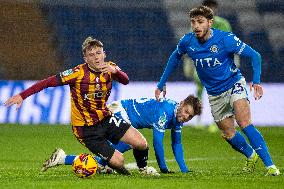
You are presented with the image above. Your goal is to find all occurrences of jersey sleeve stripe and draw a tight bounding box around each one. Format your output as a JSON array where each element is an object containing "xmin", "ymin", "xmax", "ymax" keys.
[{"xmin": 237, "ymin": 43, "xmax": 246, "ymax": 55}]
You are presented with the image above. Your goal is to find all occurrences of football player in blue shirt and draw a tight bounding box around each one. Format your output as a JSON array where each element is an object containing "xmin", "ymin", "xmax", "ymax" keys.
[
  {"xmin": 154, "ymin": 6, "xmax": 279, "ymax": 176},
  {"xmin": 42, "ymin": 95, "xmax": 202, "ymax": 174}
]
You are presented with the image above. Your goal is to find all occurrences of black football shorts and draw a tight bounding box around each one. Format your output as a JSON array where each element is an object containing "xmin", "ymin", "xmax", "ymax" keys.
[{"xmin": 72, "ymin": 115, "xmax": 130, "ymax": 161}]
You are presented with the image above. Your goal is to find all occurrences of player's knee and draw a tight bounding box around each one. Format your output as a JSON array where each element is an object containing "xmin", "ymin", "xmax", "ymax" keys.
[
  {"xmin": 109, "ymin": 150, "xmax": 125, "ymax": 168},
  {"xmin": 236, "ymin": 119, "xmax": 251, "ymax": 128},
  {"xmin": 220, "ymin": 128, "xmax": 236, "ymax": 140},
  {"xmin": 133, "ymin": 137, "xmax": 148, "ymax": 150}
]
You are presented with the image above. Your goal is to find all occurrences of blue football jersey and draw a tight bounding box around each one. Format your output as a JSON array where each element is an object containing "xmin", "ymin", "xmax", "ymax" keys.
[
  {"xmin": 120, "ymin": 98, "xmax": 182, "ymax": 131},
  {"xmin": 111, "ymin": 98, "xmax": 189, "ymax": 173},
  {"xmin": 177, "ymin": 29, "xmax": 245, "ymax": 95}
]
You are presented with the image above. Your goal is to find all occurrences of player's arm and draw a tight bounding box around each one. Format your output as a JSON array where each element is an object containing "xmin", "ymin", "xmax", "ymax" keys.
[
  {"xmin": 152, "ymin": 128, "xmax": 169, "ymax": 173},
  {"xmin": 4, "ymin": 75, "xmax": 61, "ymax": 110},
  {"xmin": 155, "ymin": 37, "xmax": 187, "ymax": 100},
  {"xmin": 241, "ymin": 46, "xmax": 263, "ymax": 100},
  {"xmin": 4, "ymin": 67, "xmax": 79, "ymax": 109},
  {"xmin": 112, "ymin": 68, "xmax": 129, "ymax": 85},
  {"xmin": 171, "ymin": 129, "xmax": 189, "ymax": 173},
  {"xmin": 224, "ymin": 34, "xmax": 263, "ymax": 100},
  {"xmin": 103, "ymin": 62, "xmax": 129, "ymax": 85}
]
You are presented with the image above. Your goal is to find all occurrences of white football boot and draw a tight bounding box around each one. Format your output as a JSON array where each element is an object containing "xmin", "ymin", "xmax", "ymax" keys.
[
  {"xmin": 41, "ymin": 148, "xmax": 66, "ymax": 172},
  {"xmin": 139, "ymin": 166, "xmax": 160, "ymax": 176}
]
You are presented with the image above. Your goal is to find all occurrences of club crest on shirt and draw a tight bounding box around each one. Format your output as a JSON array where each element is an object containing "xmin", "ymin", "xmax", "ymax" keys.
[
  {"xmin": 158, "ymin": 114, "xmax": 167, "ymax": 128},
  {"xmin": 61, "ymin": 69, "xmax": 73, "ymax": 77},
  {"xmin": 210, "ymin": 45, "xmax": 219, "ymax": 53},
  {"xmin": 95, "ymin": 84, "xmax": 101, "ymax": 90}
]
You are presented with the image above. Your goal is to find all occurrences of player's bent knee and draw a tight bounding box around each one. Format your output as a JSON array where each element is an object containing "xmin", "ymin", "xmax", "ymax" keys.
[
  {"xmin": 133, "ymin": 137, "xmax": 148, "ymax": 150},
  {"xmin": 236, "ymin": 120, "xmax": 251, "ymax": 128},
  {"xmin": 109, "ymin": 150, "xmax": 124, "ymax": 168},
  {"xmin": 220, "ymin": 128, "xmax": 236, "ymax": 140}
]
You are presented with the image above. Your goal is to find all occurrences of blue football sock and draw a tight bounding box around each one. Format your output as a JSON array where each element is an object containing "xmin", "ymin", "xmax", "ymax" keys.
[
  {"xmin": 94, "ymin": 156, "xmax": 107, "ymax": 166},
  {"xmin": 242, "ymin": 124, "xmax": 273, "ymax": 167},
  {"xmin": 227, "ymin": 131, "xmax": 254, "ymax": 158},
  {"xmin": 65, "ymin": 155, "xmax": 76, "ymax": 165}
]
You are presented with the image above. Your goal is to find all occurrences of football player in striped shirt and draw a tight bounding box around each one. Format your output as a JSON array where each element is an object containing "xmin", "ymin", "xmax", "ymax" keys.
[{"xmin": 4, "ymin": 36, "xmax": 153, "ymax": 175}]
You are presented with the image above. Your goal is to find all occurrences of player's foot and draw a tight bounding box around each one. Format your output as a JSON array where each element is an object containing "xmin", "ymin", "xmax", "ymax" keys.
[
  {"xmin": 265, "ymin": 166, "xmax": 280, "ymax": 176},
  {"xmin": 41, "ymin": 148, "xmax": 66, "ymax": 172},
  {"xmin": 97, "ymin": 164, "xmax": 115, "ymax": 174},
  {"xmin": 139, "ymin": 166, "xmax": 160, "ymax": 176},
  {"xmin": 243, "ymin": 151, "xmax": 258, "ymax": 173}
]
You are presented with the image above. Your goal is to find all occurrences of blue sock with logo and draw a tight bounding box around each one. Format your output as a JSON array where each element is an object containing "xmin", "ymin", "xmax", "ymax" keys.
[
  {"xmin": 242, "ymin": 124, "xmax": 273, "ymax": 167},
  {"xmin": 227, "ymin": 131, "xmax": 254, "ymax": 158}
]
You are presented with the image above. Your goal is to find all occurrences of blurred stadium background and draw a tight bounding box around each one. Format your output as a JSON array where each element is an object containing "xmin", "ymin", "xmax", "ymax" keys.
[{"xmin": 0, "ymin": 0, "xmax": 284, "ymax": 125}]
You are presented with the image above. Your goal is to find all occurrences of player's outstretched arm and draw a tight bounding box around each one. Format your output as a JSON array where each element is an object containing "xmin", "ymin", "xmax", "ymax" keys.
[
  {"xmin": 4, "ymin": 75, "xmax": 60, "ymax": 110},
  {"xmin": 156, "ymin": 50, "xmax": 182, "ymax": 100},
  {"xmin": 171, "ymin": 130, "xmax": 189, "ymax": 173}
]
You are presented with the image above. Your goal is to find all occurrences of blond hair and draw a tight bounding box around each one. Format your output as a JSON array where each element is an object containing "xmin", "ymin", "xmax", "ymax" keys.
[{"xmin": 82, "ymin": 36, "xmax": 103, "ymax": 55}]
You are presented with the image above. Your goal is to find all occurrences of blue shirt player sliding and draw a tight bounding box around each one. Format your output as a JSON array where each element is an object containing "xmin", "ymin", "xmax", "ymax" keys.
[
  {"xmin": 42, "ymin": 95, "xmax": 202, "ymax": 174},
  {"xmin": 155, "ymin": 6, "xmax": 279, "ymax": 176}
]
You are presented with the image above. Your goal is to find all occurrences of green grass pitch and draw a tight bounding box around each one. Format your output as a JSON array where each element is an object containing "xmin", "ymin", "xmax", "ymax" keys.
[{"xmin": 0, "ymin": 124, "xmax": 283, "ymax": 189}]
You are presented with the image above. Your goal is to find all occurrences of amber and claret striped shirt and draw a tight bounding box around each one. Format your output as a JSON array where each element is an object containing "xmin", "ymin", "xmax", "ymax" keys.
[{"xmin": 20, "ymin": 61, "xmax": 129, "ymax": 126}]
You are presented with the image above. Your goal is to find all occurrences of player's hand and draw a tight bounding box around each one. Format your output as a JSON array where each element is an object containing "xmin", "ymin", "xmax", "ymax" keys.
[
  {"xmin": 249, "ymin": 82, "xmax": 263, "ymax": 100},
  {"xmin": 155, "ymin": 88, "xmax": 161, "ymax": 101},
  {"xmin": 155, "ymin": 86, "xmax": 166, "ymax": 101},
  {"xmin": 99, "ymin": 63, "xmax": 117, "ymax": 74},
  {"xmin": 4, "ymin": 94, "xmax": 23, "ymax": 110}
]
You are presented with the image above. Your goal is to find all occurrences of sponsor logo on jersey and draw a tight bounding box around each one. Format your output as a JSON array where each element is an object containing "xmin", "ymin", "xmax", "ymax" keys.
[
  {"xmin": 61, "ymin": 69, "xmax": 73, "ymax": 77},
  {"xmin": 194, "ymin": 58, "xmax": 222, "ymax": 68},
  {"xmin": 84, "ymin": 90, "xmax": 111, "ymax": 100}
]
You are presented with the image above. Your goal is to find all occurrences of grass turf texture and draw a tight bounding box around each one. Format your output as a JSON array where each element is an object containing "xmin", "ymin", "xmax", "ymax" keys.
[{"xmin": 0, "ymin": 124, "xmax": 283, "ymax": 189}]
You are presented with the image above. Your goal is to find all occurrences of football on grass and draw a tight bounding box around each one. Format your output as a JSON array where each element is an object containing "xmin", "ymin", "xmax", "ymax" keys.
[{"xmin": 72, "ymin": 153, "xmax": 98, "ymax": 178}]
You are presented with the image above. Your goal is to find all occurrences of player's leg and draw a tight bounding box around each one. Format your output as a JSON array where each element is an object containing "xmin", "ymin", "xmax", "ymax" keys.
[
  {"xmin": 95, "ymin": 141, "xmax": 132, "ymax": 167},
  {"xmin": 119, "ymin": 126, "xmax": 160, "ymax": 176},
  {"xmin": 72, "ymin": 123, "xmax": 130, "ymax": 175},
  {"xmin": 209, "ymin": 89, "xmax": 255, "ymax": 162},
  {"xmin": 103, "ymin": 114, "xmax": 155, "ymax": 175},
  {"xmin": 42, "ymin": 148, "xmax": 115, "ymax": 174},
  {"xmin": 234, "ymin": 98, "xmax": 280, "ymax": 176},
  {"xmin": 216, "ymin": 117, "xmax": 254, "ymax": 159},
  {"xmin": 41, "ymin": 148, "xmax": 66, "ymax": 171},
  {"xmin": 120, "ymin": 126, "xmax": 148, "ymax": 168}
]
